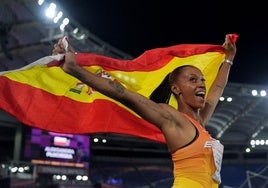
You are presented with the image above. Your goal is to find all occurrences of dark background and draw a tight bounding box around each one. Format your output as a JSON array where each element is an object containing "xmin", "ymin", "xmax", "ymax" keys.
[{"xmin": 57, "ymin": 0, "xmax": 268, "ymax": 85}]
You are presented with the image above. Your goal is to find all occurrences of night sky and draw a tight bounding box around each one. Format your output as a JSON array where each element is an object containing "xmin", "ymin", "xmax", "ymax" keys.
[{"xmin": 57, "ymin": 0, "xmax": 268, "ymax": 85}]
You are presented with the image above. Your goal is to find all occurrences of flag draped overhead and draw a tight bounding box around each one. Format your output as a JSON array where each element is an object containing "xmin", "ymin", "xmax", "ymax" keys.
[{"xmin": 0, "ymin": 44, "xmax": 225, "ymax": 143}]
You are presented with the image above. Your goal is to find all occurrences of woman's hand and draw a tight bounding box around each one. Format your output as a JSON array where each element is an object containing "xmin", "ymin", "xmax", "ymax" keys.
[
  {"xmin": 52, "ymin": 38, "xmax": 65, "ymax": 55},
  {"xmin": 51, "ymin": 38, "xmax": 75, "ymax": 55},
  {"xmin": 222, "ymin": 34, "xmax": 237, "ymax": 60},
  {"xmin": 61, "ymin": 52, "xmax": 78, "ymax": 75}
]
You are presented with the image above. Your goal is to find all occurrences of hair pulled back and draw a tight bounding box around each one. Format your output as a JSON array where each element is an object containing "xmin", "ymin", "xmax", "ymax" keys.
[{"xmin": 149, "ymin": 65, "xmax": 196, "ymax": 103}]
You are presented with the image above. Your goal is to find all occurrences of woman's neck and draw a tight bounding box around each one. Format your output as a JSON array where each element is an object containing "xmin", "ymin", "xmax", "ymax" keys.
[{"xmin": 178, "ymin": 106, "xmax": 200, "ymax": 123}]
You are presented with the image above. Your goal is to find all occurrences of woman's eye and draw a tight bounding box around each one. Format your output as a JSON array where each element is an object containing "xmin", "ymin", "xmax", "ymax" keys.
[{"xmin": 190, "ymin": 77, "xmax": 197, "ymax": 82}]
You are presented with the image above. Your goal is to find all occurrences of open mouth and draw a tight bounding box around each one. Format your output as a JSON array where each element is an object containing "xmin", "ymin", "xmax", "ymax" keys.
[{"xmin": 195, "ymin": 91, "xmax": 205, "ymax": 99}]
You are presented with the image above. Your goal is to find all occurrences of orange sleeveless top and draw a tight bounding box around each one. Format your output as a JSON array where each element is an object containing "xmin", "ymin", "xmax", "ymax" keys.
[{"xmin": 171, "ymin": 114, "xmax": 223, "ymax": 188}]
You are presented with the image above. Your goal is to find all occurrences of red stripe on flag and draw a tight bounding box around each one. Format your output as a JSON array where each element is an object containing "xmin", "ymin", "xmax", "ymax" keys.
[
  {"xmin": 0, "ymin": 77, "xmax": 165, "ymax": 143},
  {"xmin": 73, "ymin": 44, "xmax": 223, "ymax": 71}
]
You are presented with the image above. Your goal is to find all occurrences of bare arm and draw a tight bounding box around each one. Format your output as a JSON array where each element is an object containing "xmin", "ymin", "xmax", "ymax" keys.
[
  {"xmin": 62, "ymin": 52, "xmax": 175, "ymax": 130},
  {"xmin": 200, "ymin": 34, "xmax": 237, "ymax": 125}
]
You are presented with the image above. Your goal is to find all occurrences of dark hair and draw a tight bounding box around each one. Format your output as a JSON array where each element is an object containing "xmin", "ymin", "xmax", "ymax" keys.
[{"xmin": 149, "ymin": 65, "xmax": 196, "ymax": 103}]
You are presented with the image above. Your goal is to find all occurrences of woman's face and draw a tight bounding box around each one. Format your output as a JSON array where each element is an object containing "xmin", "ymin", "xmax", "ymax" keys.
[{"xmin": 173, "ymin": 66, "xmax": 206, "ymax": 109}]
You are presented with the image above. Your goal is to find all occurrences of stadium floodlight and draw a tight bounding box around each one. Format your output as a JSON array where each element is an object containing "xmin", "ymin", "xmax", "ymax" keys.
[
  {"xmin": 73, "ymin": 28, "xmax": 79, "ymax": 34},
  {"xmin": 53, "ymin": 11, "xmax": 63, "ymax": 23},
  {"xmin": 62, "ymin": 18, "xmax": 69, "ymax": 25},
  {"xmin": 45, "ymin": 3, "xmax": 56, "ymax": 19},
  {"xmin": 60, "ymin": 18, "xmax": 69, "ymax": 31},
  {"xmin": 260, "ymin": 90, "xmax": 266, "ymax": 97},
  {"xmin": 38, "ymin": 0, "xmax": 45, "ymax": 6},
  {"xmin": 226, "ymin": 97, "xmax": 232, "ymax": 102}
]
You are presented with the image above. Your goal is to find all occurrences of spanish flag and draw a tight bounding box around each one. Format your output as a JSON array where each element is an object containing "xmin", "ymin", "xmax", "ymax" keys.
[{"xmin": 0, "ymin": 44, "xmax": 226, "ymax": 143}]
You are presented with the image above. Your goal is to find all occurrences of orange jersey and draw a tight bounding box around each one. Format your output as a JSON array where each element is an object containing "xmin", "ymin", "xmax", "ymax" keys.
[{"xmin": 171, "ymin": 114, "xmax": 223, "ymax": 188}]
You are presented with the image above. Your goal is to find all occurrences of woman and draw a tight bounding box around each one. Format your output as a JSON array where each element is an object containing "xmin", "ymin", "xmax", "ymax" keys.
[{"xmin": 53, "ymin": 34, "xmax": 236, "ymax": 188}]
